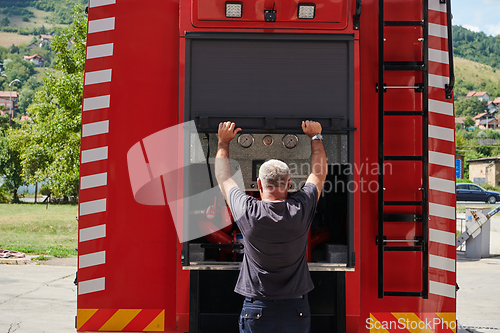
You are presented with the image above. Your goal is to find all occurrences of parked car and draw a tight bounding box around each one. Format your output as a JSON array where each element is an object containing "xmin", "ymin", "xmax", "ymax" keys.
[{"xmin": 456, "ymin": 183, "xmax": 500, "ymax": 204}]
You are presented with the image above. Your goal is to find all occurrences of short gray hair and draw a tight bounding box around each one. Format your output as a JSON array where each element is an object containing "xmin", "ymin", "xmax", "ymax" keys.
[{"xmin": 259, "ymin": 159, "xmax": 290, "ymax": 188}]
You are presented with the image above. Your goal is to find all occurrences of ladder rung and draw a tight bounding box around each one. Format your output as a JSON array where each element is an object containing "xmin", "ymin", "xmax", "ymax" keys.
[
  {"xmin": 384, "ymin": 201, "xmax": 423, "ymax": 206},
  {"xmin": 383, "ymin": 291, "xmax": 423, "ymax": 297},
  {"xmin": 383, "ymin": 214, "xmax": 423, "ymax": 222},
  {"xmin": 383, "ymin": 156, "xmax": 423, "ymax": 161},
  {"xmin": 384, "ymin": 111, "xmax": 424, "ymax": 116},
  {"xmin": 384, "ymin": 20, "xmax": 424, "ymax": 27},
  {"xmin": 383, "ymin": 246, "xmax": 423, "ymax": 252},
  {"xmin": 384, "ymin": 61, "xmax": 424, "ymax": 71}
]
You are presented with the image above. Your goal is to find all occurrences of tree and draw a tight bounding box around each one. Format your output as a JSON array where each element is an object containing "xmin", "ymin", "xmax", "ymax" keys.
[
  {"xmin": 454, "ymin": 97, "xmax": 488, "ymax": 117},
  {"xmin": 0, "ymin": 115, "xmax": 22, "ymax": 201},
  {"xmin": 8, "ymin": 44, "xmax": 18, "ymax": 54},
  {"xmin": 17, "ymin": 87, "xmax": 35, "ymax": 113},
  {"xmin": 0, "ymin": 17, "xmax": 9, "ymax": 27},
  {"xmin": 1, "ymin": 54, "xmax": 36, "ymax": 90},
  {"xmin": 464, "ymin": 116, "xmax": 475, "ymax": 128},
  {"xmin": 9, "ymin": 5, "xmax": 86, "ymax": 198}
]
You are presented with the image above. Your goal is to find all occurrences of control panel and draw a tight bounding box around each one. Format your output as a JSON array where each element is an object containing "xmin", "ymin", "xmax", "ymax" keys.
[{"xmin": 189, "ymin": 133, "xmax": 348, "ymax": 191}]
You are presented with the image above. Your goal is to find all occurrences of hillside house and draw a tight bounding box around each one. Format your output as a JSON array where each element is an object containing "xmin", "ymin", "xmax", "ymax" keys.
[
  {"xmin": 0, "ymin": 91, "xmax": 18, "ymax": 112},
  {"xmin": 487, "ymin": 101, "xmax": 498, "ymax": 113},
  {"xmin": 40, "ymin": 34, "xmax": 53, "ymax": 45},
  {"xmin": 23, "ymin": 54, "xmax": 45, "ymax": 67},
  {"xmin": 473, "ymin": 112, "xmax": 499, "ymax": 129},
  {"xmin": 468, "ymin": 156, "xmax": 500, "ymax": 186},
  {"xmin": 455, "ymin": 117, "xmax": 466, "ymax": 129},
  {"xmin": 466, "ymin": 91, "xmax": 490, "ymax": 101}
]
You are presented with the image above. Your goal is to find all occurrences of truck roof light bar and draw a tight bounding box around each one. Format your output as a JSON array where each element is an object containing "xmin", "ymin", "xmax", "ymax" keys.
[
  {"xmin": 225, "ymin": 1, "xmax": 243, "ymax": 18},
  {"xmin": 297, "ymin": 3, "xmax": 316, "ymax": 19}
]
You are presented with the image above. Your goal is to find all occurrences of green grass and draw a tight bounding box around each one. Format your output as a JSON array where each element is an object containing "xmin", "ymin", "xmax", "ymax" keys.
[
  {"xmin": 0, "ymin": 31, "xmax": 33, "ymax": 47},
  {"xmin": 34, "ymin": 67, "xmax": 58, "ymax": 82},
  {"xmin": 0, "ymin": 7, "xmax": 67, "ymax": 30},
  {"xmin": 455, "ymin": 57, "xmax": 500, "ymax": 85},
  {"xmin": 0, "ymin": 203, "xmax": 78, "ymax": 257}
]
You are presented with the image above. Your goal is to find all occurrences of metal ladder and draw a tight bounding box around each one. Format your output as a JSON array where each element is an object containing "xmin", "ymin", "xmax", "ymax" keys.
[{"xmin": 376, "ymin": 0, "xmax": 429, "ymax": 299}]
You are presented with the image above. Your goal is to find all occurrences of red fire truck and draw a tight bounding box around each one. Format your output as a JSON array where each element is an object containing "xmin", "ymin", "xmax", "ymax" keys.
[{"xmin": 76, "ymin": 0, "xmax": 456, "ymax": 331}]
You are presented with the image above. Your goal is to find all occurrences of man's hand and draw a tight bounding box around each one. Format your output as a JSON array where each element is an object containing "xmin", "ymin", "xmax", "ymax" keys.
[
  {"xmin": 302, "ymin": 120, "xmax": 326, "ymax": 200},
  {"xmin": 218, "ymin": 121, "xmax": 242, "ymax": 144},
  {"xmin": 302, "ymin": 120, "xmax": 322, "ymax": 138}
]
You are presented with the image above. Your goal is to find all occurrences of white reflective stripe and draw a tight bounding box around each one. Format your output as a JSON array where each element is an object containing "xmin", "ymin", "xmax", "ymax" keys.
[
  {"xmin": 429, "ymin": 151, "xmax": 454, "ymax": 167},
  {"xmin": 429, "ymin": 176, "xmax": 455, "ymax": 194},
  {"xmin": 78, "ymin": 277, "xmax": 105, "ymax": 295},
  {"xmin": 429, "ymin": 49, "xmax": 449, "ymax": 64},
  {"xmin": 82, "ymin": 121, "xmax": 109, "ymax": 137},
  {"xmin": 89, "ymin": 0, "xmax": 116, "ymax": 7},
  {"xmin": 429, "ymin": 228, "xmax": 456, "ymax": 246},
  {"xmin": 80, "ymin": 199, "xmax": 107, "ymax": 216},
  {"xmin": 429, "ymin": 280, "xmax": 455, "ymax": 298},
  {"xmin": 83, "ymin": 95, "xmax": 110, "ymax": 111},
  {"xmin": 429, "ymin": 74, "xmax": 450, "ymax": 89},
  {"xmin": 87, "ymin": 43, "xmax": 114, "ymax": 59},
  {"xmin": 429, "ymin": 124, "xmax": 454, "ymax": 142},
  {"xmin": 79, "ymin": 251, "xmax": 106, "ymax": 269},
  {"xmin": 429, "ymin": 99, "xmax": 453, "ymax": 116},
  {"xmin": 429, "ymin": 23, "xmax": 448, "ymax": 38},
  {"xmin": 88, "ymin": 17, "xmax": 115, "ymax": 34},
  {"xmin": 429, "ymin": 254, "xmax": 455, "ymax": 272},
  {"xmin": 429, "ymin": 202, "xmax": 455, "ymax": 220},
  {"xmin": 81, "ymin": 147, "xmax": 108, "ymax": 163},
  {"xmin": 80, "ymin": 224, "xmax": 106, "ymax": 242},
  {"xmin": 429, "ymin": 0, "xmax": 447, "ymax": 13},
  {"xmin": 80, "ymin": 172, "xmax": 107, "ymax": 190},
  {"xmin": 85, "ymin": 69, "xmax": 112, "ymax": 85}
]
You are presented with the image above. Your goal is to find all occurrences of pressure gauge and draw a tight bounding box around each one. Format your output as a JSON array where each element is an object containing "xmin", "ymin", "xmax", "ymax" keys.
[
  {"xmin": 238, "ymin": 134, "xmax": 254, "ymax": 148},
  {"xmin": 262, "ymin": 135, "xmax": 274, "ymax": 146},
  {"xmin": 282, "ymin": 134, "xmax": 298, "ymax": 149}
]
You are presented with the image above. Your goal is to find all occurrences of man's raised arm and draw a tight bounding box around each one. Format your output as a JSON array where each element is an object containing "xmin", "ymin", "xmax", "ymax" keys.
[
  {"xmin": 302, "ymin": 120, "xmax": 327, "ymax": 200},
  {"xmin": 215, "ymin": 121, "xmax": 242, "ymax": 200}
]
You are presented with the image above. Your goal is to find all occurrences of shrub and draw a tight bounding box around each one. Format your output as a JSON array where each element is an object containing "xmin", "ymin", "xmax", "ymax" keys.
[{"xmin": 0, "ymin": 184, "xmax": 9, "ymax": 203}]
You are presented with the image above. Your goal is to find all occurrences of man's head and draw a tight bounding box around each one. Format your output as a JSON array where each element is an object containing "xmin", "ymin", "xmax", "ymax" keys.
[{"xmin": 257, "ymin": 159, "xmax": 291, "ymax": 199}]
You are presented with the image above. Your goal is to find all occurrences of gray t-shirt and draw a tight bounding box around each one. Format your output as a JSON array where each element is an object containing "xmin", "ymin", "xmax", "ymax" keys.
[{"xmin": 228, "ymin": 183, "xmax": 318, "ymax": 300}]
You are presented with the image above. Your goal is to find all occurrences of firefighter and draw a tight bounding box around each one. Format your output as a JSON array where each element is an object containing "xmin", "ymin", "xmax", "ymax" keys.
[{"xmin": 215, "ymin": 120, "xmax": 327, "ymax": 333}]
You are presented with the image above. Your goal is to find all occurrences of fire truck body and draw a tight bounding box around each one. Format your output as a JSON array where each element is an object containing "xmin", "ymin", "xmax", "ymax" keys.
[{"xmin": 77, "ymin": 0, "xmax": 456, "ymax": 332}]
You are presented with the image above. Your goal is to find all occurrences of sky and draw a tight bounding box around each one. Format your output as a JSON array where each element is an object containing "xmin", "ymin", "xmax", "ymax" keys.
[{"xmin": 452, "ymin": 0, "xmax": 500, "ymax": 36}]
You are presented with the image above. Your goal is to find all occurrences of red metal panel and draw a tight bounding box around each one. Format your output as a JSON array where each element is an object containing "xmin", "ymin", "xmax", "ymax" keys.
[
  {"xmin": 358, "ymin": 0, "xmax": 455, "ymax": 329},
  {"xmin": 78, "ymin": 0, "xmax": 457, "ymax": 331},
  {"xmin": 196, "ymin": 0, "xmax": 346, "ymax": 23},
  {"xmin": 78, "ymin": 0, "xmax": 180, "ymax": 331},
  {"xmin": 192, "ymin": 0, "xmax": 349, "ymax": 30},
  {"xmin": 346, "ymin": 37, "xmax": 362, "ymax": 333}
]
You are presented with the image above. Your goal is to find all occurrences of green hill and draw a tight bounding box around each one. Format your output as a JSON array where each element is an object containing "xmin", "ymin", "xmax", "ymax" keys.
[
  {"xmin": 453, "ymin": 25, "xmax": 500, "ymax": 69},
  {"xmin": 0, "ymin": 0, "xmax": 88, "ymax": 25},
  {"xmin": 454, "ymin": 57, "xmax": 500, "ymax": 98},
  {"xmin": 0, "ymin": 0, "xmax": 87, "ymax": 37}
]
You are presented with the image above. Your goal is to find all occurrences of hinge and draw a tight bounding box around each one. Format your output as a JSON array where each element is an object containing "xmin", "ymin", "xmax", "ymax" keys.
[{"xmin": 353, "ymin": 0, "xmax": 362, "ymax": 30}]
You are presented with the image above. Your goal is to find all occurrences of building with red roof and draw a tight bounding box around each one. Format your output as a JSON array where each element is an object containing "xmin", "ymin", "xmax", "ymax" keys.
[
  {"xmin": 23, "ymin": 54, "xmax": 45, "ymax": 67},
  {"xmin": 466, "ymin": 91, "xmax": 490, "ymax": 101}
]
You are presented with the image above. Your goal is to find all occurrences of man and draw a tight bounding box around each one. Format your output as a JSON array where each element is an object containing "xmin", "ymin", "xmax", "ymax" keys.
[{"xmin": 215, "ymin": 120, "xmax": 327, "ymax": 333}]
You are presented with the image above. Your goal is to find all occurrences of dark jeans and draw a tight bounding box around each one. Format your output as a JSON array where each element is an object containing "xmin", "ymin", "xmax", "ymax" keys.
[{"xmin": 238, "ymin": 295, "xmax": 311, "ymax": 333}]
